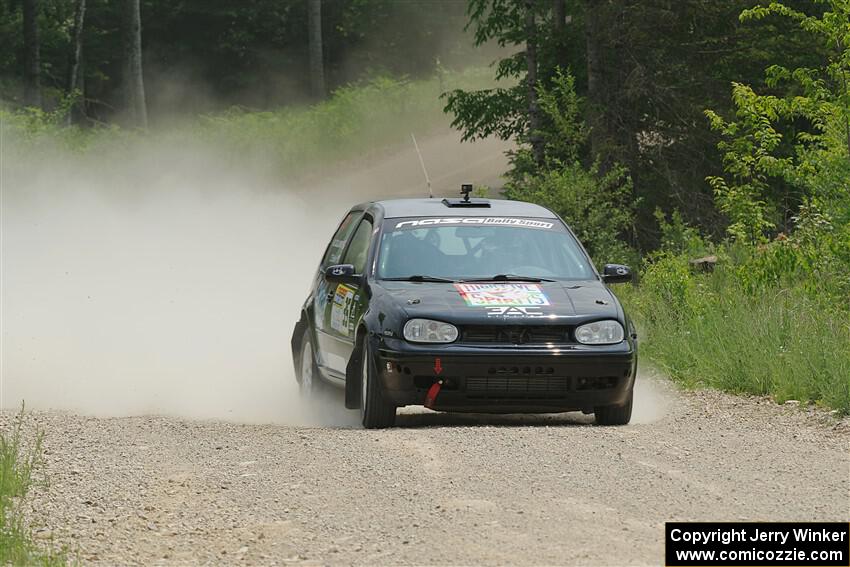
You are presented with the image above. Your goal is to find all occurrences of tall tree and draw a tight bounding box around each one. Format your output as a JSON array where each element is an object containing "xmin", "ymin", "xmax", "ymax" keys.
[
  {"xmin": 525, "ymin": 0, "xmax": 543, "ymax": 165},
  {"xmin": 582, "ymin": 0, "xmax": 607, "ymax": 171},
  {"xmin": 22, "ymin": 0, "xmax": 40, "ymax": 108},
  {"xmin": 552, "ymin": 0, "xmax": 567, "ymax": 63},
  {"xmin": 307, "ymin": 0, "xmax": 325, "ymax": 100},
  {"xmin": 122, "ymin": 0, "xmax": 147, "ymax": 127},
  {"xmin": 66, "ymin": 0, "xmax": 86, "ymax": 125}
]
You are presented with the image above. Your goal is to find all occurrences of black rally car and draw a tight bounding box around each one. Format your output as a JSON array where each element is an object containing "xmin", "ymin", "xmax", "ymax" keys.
[{"xmin": 291, "ymin": 190, "xmax": 637, "ymax": 428}]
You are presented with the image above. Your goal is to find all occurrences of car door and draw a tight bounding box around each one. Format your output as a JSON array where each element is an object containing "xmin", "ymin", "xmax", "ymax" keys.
[
  {"xmin": 313, "ymin": 210, "xmax": 363, "ymax": 375},
  {"xmin": 321, "ymin": 215, "xmax": 374, "ymax": 376}
]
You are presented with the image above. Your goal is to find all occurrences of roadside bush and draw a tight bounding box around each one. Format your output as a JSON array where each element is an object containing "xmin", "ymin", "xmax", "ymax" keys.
[
  {"xmin": 0, "ymin": 409, "xmax": 65, "ymax": 566},
  {"xmin": 620, "ymin": 197, "xmax": 850, "ymax": 415},
  {"xmin": 622, "ymin": 225, "xmax": 850, "ymax": 415},
  {"xmin": 627, "ymin": 272, "xmax": 850, "ymax": 414},
  {"xmin": 3, "ymin": 68, "xmax": 495, "ymax": 178},
  {"xmin": 505, "ymin": 163, "xmax": 639, "ymax": 266},
  {"xmin": 623, "ymin": 0, "xmax": 850, "ymax": 415}
]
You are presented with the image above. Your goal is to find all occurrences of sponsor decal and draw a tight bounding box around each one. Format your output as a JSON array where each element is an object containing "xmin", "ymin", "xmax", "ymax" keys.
[
  {"xmin": 485, "ymin": 306, "xmax": 547, "ymax": 318},
  {"xmin": 330, "ymin": 283, "xmax": 357, "ymax": 336},
  {"xmin": 394, "ymin": 217, "xmax": 554, "ymax": 230},
  {"xmin": 454, "ymin": 283, "xmax": 550, "ymax": 307}
]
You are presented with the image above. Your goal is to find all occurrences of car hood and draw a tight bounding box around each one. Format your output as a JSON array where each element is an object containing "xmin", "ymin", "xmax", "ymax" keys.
[{"xmin": 374, "ymin": 280, "xmax": 620, "ymax": 325}]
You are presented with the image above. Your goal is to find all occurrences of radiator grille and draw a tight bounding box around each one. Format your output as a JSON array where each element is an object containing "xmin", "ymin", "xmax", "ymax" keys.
[
  {"xmin": 460, "ymin": 325, "xmax": 571, "ymax": 345},
  {"xmin": 466, "ymin": 375, "xmax": 570, "ymax": 399},
  {"xmin": 465, "ymin": 375, "xmax": 619, "ymax": 399}
]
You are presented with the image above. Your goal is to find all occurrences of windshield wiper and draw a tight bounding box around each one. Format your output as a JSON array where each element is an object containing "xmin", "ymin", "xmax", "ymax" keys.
[
  {"xmin": 464, "ymin": 274, "xmax": 556, "ymax": 283},
  {"xmin": 381, "ymin": 275, "xmax": 458, "ymax": 283}
]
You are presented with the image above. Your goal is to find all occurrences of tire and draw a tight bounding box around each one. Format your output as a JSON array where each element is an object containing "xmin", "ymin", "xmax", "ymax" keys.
[
  {"xmin": 298, "ymin": 327, "xmax": 324, "ymax": 397},
  {"xmin": 594, "ymin": 387, "xmax": 633, "ymax": 426},
  {"xmin": 359, "ymin": 339, "xmax": 396, "ymax": 429}
]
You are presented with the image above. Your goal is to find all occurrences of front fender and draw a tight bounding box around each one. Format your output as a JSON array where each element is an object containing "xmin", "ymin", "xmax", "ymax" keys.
[{"xmin": 345, "ymin": 321, "xmax": 383, "ymax": 409}]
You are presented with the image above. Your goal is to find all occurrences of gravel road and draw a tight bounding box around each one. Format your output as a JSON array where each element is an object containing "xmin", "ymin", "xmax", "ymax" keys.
[{"xmin": 11, "ymin": 378, "xmax": 849, "ymax": 566}]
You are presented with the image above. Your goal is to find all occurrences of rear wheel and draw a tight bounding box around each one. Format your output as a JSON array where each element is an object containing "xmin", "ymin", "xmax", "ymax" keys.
[
  {"xmin": 594, "ymin": 388, "xmax": 633, "ymax": 426},
  {"xmin": 298, "ymin": 328, "xmax": 323, "ymax": 396},
  {"xmin": 359, "ymin": 339, "xmax": 396, "ymax": 429}
]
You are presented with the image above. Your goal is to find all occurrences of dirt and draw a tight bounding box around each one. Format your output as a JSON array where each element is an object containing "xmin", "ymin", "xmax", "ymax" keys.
[
  {"xmin": 0, "ymin": 129, "xmax": 509, "ymax": 423},
  {"xmin": 10, "ymin": 378, "xmax": 849, "ymax": 566},
  {"xmin": 4, "ymin": 127, "xmax": 848, "ymax": 566}
]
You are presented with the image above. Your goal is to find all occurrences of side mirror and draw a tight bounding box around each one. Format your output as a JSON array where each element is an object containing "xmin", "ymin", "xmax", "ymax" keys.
[
  {"xmin": 601, "ymin": 264, "xmax": 633, "ymax": 284},
  {"xmin": 325, "ymin": 264, "xmax": 359, "ymax": 284}
]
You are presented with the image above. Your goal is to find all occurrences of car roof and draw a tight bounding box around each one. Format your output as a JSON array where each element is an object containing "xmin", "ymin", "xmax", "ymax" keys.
[{"xmin": 362, "ymin": 198, "xmax": 558, "ymax": 219}]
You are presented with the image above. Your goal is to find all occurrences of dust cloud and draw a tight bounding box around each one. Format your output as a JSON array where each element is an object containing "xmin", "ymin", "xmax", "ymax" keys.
[
  {"xmin": 1, "ymin": 128, "xmax": 672, "ymax": 427},
  {"xmin": 631, "ymin": 367, "xmax": 674, "ymax": 424},
  {"xmin": 1, "ymin": 129, "xmax": 509, "ymax": 425}
]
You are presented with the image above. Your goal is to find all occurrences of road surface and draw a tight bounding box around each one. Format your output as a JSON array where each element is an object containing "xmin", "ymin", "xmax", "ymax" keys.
[{"xmin": 15, "ymin": 381, "xmax": 850, "ymax": 565}]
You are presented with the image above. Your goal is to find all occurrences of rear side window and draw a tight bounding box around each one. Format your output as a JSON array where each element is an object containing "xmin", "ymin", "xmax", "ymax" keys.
[
  {"xmin": 343, "ymin": 217, "xmax": 374, "ymax": 274},
  {"xmin": 322, "ymin": 211, "xmax": 363, "ymax": 267}
]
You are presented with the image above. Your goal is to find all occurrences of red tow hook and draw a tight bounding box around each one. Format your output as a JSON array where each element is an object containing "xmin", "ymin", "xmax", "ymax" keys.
[
  {"xmin": 425, "ymin": 357, "xmax": 444, "ymax": 409},
  {"xmin": 424, "ymin": 380, "xmax": 442, "ymax": 409}
]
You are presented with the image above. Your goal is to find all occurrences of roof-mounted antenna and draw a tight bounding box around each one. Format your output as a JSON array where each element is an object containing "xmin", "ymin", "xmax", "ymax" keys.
[{"xmin": 410, "ymin": 133, "xmax": 433, "ymax": 198}]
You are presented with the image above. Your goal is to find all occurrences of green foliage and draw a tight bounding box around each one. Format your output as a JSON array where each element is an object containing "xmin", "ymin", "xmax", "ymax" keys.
[
  {"xmin": 626, "ymin": 191, "xmax": 850, "ymax": 414},
  {"xmin": 505, "ymin": 68, "xmax": 586, "ymax": 178},
  {"xmin": 0, "ymin": 104, "xmax": 115, "ymax": 154},
  {"xmin": 0, "ymin": 0, "xmax": 477, "ymax": 119},
  {"xmin": 445, "ymin": 0, "xmax": 824, "ymax": 243},
  {"xmin": 533, "ymin": 69, "xmax": 586, "ymax": 165},
  {"xmin": 705, "ymin": 85, "xmax": 788, "ymax": 243},
  {"xmin": 625, "ymin": 271, "xmax": 850, "ymax": 414},
  {"xmin": 736, "ymin": 205, "xmax": 850, "ymax": 301},
  {"xmin": 3, "ymin": 70, "xmax": 494, "ymax": 178},
  {"xmin": 505, "ymin": 163, "xmax": 638, "ymax": 266},
  {"xmin": 653, "ymin": 209, "xmax": 708, "ymax": 258},
  {"xmin": 0, "ymin": 408, "xmax": 65, "ymax": 566},
  {"xmin": 706, "ymin": 0, "xmax": 850, "ymax": 241},
  {"xmin": 442, "ymin": 0, "xmax": 545, "ymax": 144},
  {"xmin": 623, "ymin": 240, "xmax": 850, "ymax": 415},
  {"xmin": 193, "ymin": 70, "xmax": 492, "ymax": 176},
  {"xmin": 443, "ymin": 85, "xmax": 526, "ymax": 142},
  {"xmin": 619, "ymin": 0, "xmax": 850, "ymax": 415},
  {"xmin": 502, "ymin": 67, "xmax": 639, "ymax": 266}
]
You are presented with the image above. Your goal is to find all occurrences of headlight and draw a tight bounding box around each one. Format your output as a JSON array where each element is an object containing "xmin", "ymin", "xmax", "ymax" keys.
[
  {"xmin": 575, "ymin": 320, "xmax": 624, "ymax": 345},
  {"xmin": 403, "ymin": 319, "xmax": 458, "ymax": 343}
]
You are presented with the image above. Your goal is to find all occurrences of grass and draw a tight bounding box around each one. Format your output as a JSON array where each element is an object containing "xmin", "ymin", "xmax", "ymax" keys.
[
  {"xmin": 2, "ymin": 68, "xmax": 498, "ymax": 179},
  {"xmin": 619, "ymin": 268, "xmax": 850, "ymax": 415},
  {"xmin": 0, "ymin": 408, "xmax": 65, "ymax": 566}
]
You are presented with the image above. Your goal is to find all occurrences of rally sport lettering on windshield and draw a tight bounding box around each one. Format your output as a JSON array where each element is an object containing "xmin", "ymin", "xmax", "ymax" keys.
[{"xmin": 394, "ymin": 217, "xmax": 554, "ymax": 230}]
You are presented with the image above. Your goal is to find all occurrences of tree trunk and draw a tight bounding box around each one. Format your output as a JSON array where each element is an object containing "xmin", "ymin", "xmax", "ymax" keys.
[
  {"xmin": 22, "ymin": 0, "xmax": 41, "ymax": 108},
  {"xmin": 525, "ymin": 0, "xmax": 544, "ymax": 167},
  {"xmin": 584, "ymin": 0, "xmax": 608, "ymax": 172},
  {"xmin": 122, "ymin": 0, "xmax": 147, "ymax": 128},
  {"xmin": 553, "ymin": 0, "xmax": 567, "ymax": 67},
  {"xmin": 66, "ymin": 0, "xmax": 86, "ymax": 125},
  {"xmin": 307, "ymin": 0, "xmax": 325, "ymax": 100}
]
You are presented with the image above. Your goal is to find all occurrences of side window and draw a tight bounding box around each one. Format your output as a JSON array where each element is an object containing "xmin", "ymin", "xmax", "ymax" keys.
[
  {"xmin": 343, "ymin": 218, "xmax": 374, "ymax": 274},
  {"xmin": 322, "ymin": 211, "xmax": 363, "ymax": 268}
]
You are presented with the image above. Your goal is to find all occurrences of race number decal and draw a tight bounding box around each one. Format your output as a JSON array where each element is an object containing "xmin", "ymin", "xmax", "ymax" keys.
[
  {"xmin": 330, "ymin": 284, "xmax": 356, "ymax": 336},
  {"xmin": 454, "ymin": 283, "xmax": 550, "ymax": 307}
]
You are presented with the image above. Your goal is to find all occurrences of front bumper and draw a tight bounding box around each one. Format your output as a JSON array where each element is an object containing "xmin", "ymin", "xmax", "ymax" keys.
[{"xmin": 374, "ymin": 337, "xmax": 637, "ymax": 413}]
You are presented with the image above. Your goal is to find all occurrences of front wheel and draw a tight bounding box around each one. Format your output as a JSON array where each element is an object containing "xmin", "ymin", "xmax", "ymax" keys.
[
  {"xmin": 359, "ymin": 339, "xmax": 396, "ymax": 429},
  {"xmin": 594, "ymin": 387, "xmax": 633, "ymax": 426}
]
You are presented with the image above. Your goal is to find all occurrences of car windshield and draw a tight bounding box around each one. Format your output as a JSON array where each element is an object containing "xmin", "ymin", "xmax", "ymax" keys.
[{"xmin": 377, "ymin": 217, "xmax": 595, "ymax": 281}]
